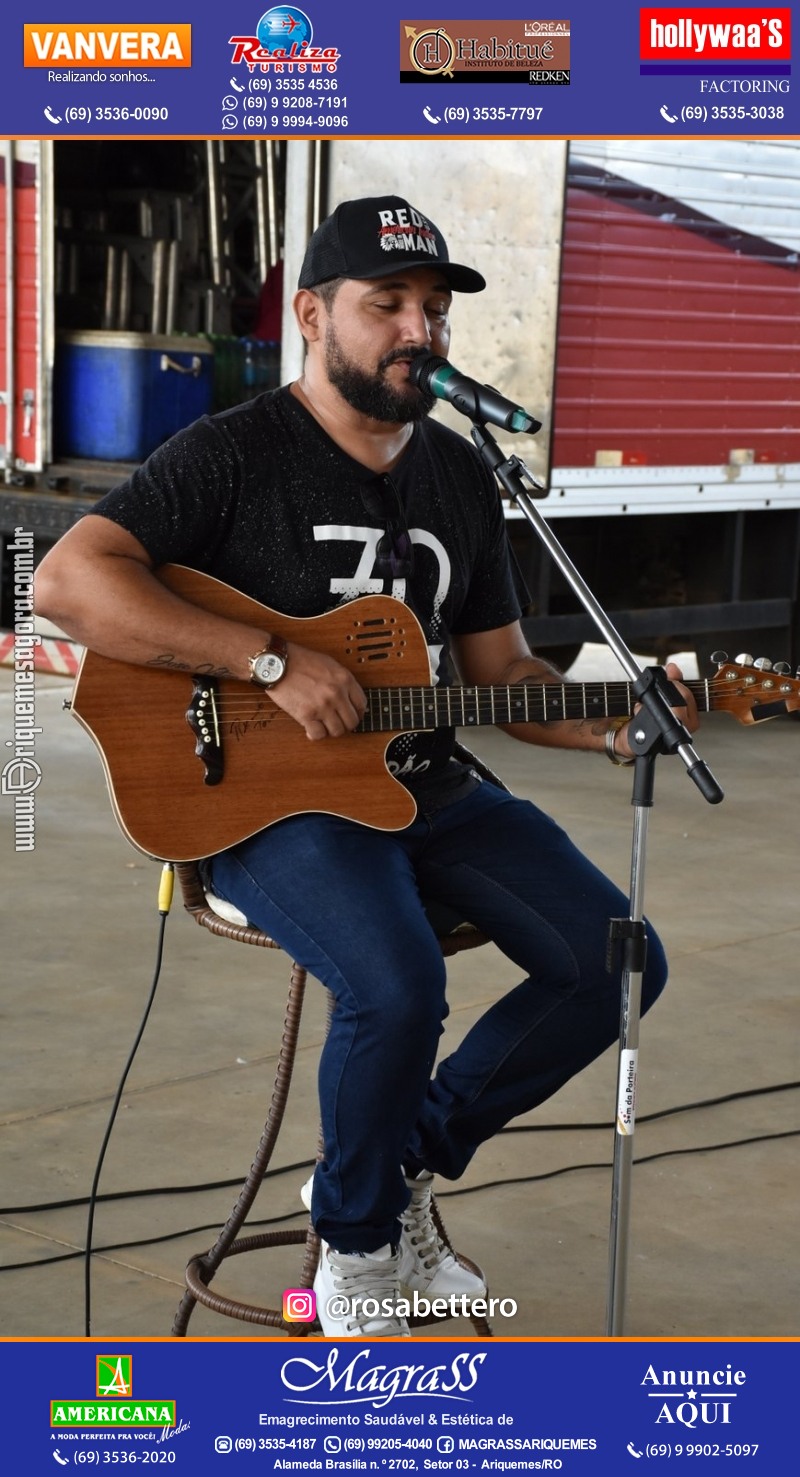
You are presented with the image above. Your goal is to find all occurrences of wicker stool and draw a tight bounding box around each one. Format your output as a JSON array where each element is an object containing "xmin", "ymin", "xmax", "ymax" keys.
[{"xmin": 170, "ymin": 858, "xmax": 493, "ymax": 1338}]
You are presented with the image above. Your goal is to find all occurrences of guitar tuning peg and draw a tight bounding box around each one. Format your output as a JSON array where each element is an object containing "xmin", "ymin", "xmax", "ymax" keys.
[
  {"xmin": 734, "ymin": 652, "xmax": 754, "ymax": 667},
  {"xmin": 772, "ymin": 662, "xmax": 791, "ymax": 676},
  {"xmin": 753, "ymin": 657, "xmax": 772, "ymax": 671},
  {"xmin": 710, "ymin": 649, "xmax": 729, "ymax": 666}
]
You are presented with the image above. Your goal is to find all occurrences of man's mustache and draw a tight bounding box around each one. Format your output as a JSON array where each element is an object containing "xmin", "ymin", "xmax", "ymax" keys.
[{"xmin": 378, "ymin": 346, "xmax": 430, "ymax": 373}]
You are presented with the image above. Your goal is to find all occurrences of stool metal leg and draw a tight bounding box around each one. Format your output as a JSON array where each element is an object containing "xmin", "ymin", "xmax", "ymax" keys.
[{"xmin": 172, "ymin": 960, "xmax": 312, "ymax": 1335}]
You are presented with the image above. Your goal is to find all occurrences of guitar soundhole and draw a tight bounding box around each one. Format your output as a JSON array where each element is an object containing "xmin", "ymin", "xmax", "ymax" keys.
[{"xmin": 348, "ymin": 616, "xmax": 407, "ymax": 664}]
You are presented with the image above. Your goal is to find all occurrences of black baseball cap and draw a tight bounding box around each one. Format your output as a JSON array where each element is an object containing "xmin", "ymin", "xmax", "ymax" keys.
[{"xmin": 298, "ymin": 195, "xmax": 486, "ymax": 294}]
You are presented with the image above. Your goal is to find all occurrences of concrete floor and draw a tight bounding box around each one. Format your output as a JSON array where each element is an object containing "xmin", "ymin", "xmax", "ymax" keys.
[{"xmin": 1, "ymin": 646, "xmax": 798, "ymax": 1342}]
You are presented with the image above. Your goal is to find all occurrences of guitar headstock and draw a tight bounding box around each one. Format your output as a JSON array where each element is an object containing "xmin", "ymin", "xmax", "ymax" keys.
[{"xmin": 706, "ymin": 651, "xmax": 800, "ymax": 724}]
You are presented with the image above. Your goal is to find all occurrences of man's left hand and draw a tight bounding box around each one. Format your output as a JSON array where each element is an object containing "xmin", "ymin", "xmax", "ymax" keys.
[{"xmin": 614, "ymin": 661, "xmax": 699, "ymax": 761}]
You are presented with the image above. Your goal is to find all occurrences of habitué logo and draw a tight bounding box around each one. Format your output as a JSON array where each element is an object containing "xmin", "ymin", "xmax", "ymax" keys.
[{"xmin": 400, "ymin": 18, "xmax": 571, "ymax": 84}]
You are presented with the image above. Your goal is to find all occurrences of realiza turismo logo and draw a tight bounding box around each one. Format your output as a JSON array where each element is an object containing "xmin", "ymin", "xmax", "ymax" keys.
[
  {"xmin": 50, "ymin": 1354, "xmax": 176, "ymax": 1429},
  {"xmin": 640, "ymin": 6, "xmax": 791, "ymax": 72},
  {"xmin": 229, "ymin": 6, "xmax": 340, "ymax": 74}
]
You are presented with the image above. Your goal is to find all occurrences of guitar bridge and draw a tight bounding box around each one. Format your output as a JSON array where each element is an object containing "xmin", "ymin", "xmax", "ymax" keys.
[{"xmin": 186, "ymin": 678, "xmax": 224, "ymax": 785}]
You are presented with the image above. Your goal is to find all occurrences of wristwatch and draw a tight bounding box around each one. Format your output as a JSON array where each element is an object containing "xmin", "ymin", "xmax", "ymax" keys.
[{"xmin": 248, "ymin": 634, "xmax": 289, "ymax": 688}]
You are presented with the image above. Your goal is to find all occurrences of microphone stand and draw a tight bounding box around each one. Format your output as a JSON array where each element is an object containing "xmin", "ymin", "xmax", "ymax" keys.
[{"xmin": 469, "ymin": 421, "xmax": 724, "ymax": 1336}]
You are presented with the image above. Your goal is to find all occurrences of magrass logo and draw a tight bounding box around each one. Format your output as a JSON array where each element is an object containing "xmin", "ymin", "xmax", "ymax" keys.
[
  {"xmin": 280, "ymin": 1347, "xmax": 488, "ymax": 1409},
  {"xmin": 229, "ymin": 6, "xmax": 340, "ymax": 73},
  {"xmin": 50, "ymin": 1354, "xmax": 176, "ymax": 1429},
  {"xmin": 639, "ymin": 7, "xmax": 792, "ymax": 72}
]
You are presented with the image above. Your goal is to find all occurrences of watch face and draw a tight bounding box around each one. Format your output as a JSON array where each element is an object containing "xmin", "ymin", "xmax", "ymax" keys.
[{"xmin": 252, "ymin": 651, "xmax": 286, "ymax": 686}]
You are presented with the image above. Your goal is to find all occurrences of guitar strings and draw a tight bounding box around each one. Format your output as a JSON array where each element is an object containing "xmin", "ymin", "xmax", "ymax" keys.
[{"xmin": 180, "ymin": 677, "xmax": 759, "ymax": 719}]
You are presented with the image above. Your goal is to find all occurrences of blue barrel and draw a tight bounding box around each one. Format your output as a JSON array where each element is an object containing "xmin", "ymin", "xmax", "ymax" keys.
[{"xmin": 55, "ymin": 331, "xmax": 213, "ymax": 462}]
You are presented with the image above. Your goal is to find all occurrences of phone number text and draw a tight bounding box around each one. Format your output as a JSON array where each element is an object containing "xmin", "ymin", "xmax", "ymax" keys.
[
  {"xmin": 68, "ymin": 1454, "xmax": 176, "ymax": 1465},
  {"xmin": 642, "ymin": 1444, "xmax": 759, "ymax": 1458},
  {"xmin": 240, "ymin": 114, "xmax": 349, "ymax": 128},
  {"xmin": 677, "ymin": 105, "xmax": 784, "ymax": 121},
  {"xmin": 64, "ymin": 107, "xmax": 169, "ymax": 122},
  {"xmin": 443, "ymin": 106, "xmax": 543, "ymax": 122}
]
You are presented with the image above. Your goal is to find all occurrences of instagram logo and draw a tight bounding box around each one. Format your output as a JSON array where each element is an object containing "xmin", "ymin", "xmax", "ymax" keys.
[{"xmin": 283, "ymin": 1287, "xmax": 317, "ymax": 1323}]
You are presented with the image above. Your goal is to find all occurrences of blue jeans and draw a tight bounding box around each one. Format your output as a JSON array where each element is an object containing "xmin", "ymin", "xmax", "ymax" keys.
[{"xmin": 210, "ymin": 779, "xmax": 667, "ymax": 1253}]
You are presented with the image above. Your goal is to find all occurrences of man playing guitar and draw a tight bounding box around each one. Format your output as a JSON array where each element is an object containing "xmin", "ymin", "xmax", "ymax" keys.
[{"xmin": 35, "ymin": 194, "xmax": 698, "ymax": 1337}]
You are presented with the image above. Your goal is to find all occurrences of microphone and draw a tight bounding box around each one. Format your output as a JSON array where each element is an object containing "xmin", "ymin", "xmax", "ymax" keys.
[{"xmin": 409, "ymin": 354, "xmax": 541, "ymax": 435}]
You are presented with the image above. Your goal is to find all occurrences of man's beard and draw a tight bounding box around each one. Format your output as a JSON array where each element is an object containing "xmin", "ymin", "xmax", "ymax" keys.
[{"xmin": 324, "ymin": 325, "xmax": 435, "ymax": 424}]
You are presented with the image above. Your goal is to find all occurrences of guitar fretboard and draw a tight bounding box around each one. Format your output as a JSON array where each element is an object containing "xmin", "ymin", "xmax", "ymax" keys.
[{"xmin": 360, "ymin": 679, "xmax": 711, "ymax": 733}]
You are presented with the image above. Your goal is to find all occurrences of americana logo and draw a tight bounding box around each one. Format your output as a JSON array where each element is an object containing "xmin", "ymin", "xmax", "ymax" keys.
[
  {"xmin": 50, "ymin": 1354, "xmax": 176, "ymax": 1428},
  {"xmin": 97, "ymin": 1355, "xmax": 132, "ymax": 1397}
]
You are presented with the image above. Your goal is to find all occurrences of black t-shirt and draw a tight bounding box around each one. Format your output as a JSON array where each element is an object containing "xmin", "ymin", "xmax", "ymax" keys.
[{"xmin": 92, "ymin": 386, "xmax": 525, "ymax": 797}]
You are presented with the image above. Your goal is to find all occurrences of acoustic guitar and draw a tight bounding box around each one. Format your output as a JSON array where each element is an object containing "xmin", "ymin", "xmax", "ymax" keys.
[{"xmin": 69, "ymin": 564, "xmax": 800, "ymax": 861}]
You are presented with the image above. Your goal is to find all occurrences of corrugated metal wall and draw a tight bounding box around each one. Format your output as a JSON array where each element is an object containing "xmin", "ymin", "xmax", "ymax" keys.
[{"xmin": 552, "ymin": 140, "xmax": 800, "ymax": 470}]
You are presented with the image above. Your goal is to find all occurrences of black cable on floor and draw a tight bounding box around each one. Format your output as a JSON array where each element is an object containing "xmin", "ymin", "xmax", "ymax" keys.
[
  {"xmin": 3, "ymin": 1080, "xmax": 798, "ymax": 1218},
  {"xmin": 81, "ymin": 865, "xmax": 174, "ymax": 1336},
  {"xmin": 3, "ymin": 1124, "xmax": 798, "ymax": 1274}
]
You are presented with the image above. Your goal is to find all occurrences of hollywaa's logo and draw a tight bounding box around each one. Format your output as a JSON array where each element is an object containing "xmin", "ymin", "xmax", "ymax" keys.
[
  {"xmin": 642, "ymin": 1359, "xmax": 747, "ymax": 1429},
  {"xmin": 229, "ymin": 6, "xmax": 340, "ymax": 73},
  {"xmin": 639, "ymin": 8, "xmax": 791, "ymax": 62},
  {"xmin": 50, "ymin": 1354, "xmax": 177, "ymax": 1430},
  {"xmin": 281, "ymin": 1348, "xmax": 488, "ymax": 1409}
]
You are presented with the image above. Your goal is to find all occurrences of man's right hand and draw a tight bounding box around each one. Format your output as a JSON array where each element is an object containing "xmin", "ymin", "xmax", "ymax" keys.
[
  {"xmin": 268, "ymin": 644, "xmax": 367, "ymax": 740},
  {"xmin": 34, "ymin": 520, "xmax": 366, "ymax": 742}
]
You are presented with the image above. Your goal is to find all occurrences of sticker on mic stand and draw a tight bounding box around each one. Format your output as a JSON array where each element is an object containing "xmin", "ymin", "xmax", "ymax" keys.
[{"xmin": 617, "ymin": 1048, "xmax": 638, "ymax": 1134}]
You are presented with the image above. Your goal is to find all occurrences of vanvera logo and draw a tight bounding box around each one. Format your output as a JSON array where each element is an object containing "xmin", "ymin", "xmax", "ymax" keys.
[
  {"xmin": 281, "ymin": 1349, "xmax": 488, "ymax": 1409},
  {"xmin": 23, "ymin": 23, "xmax": 192, "ymax": 67},
  {"xmin": 640, "ymin": 8, "xmax": 791, "ymax": 62}
]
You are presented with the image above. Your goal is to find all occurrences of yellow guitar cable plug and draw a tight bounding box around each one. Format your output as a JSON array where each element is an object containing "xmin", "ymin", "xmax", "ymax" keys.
[{"xmin": 158, "ymin": 861, "xmax": 175, "ymax": 916}]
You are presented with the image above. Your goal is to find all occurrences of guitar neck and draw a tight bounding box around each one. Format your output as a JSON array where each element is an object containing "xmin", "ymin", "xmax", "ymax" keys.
[{"xmin": 361, "ymin": 678, "xmax": 713, "ymax": 733}]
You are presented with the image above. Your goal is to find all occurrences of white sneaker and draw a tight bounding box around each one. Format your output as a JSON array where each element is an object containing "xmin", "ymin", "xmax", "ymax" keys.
[
  {"xmin": 399, "ymin": 1170, "xmax": 487, "ymax": 1300},
  {"xmin": 301, "ymin": 1171, "xmax": 486, "ymax": 1305},
  {"xmin": 314, "ymin": 1242, "xmax": 410, "ymax": 1338}
]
